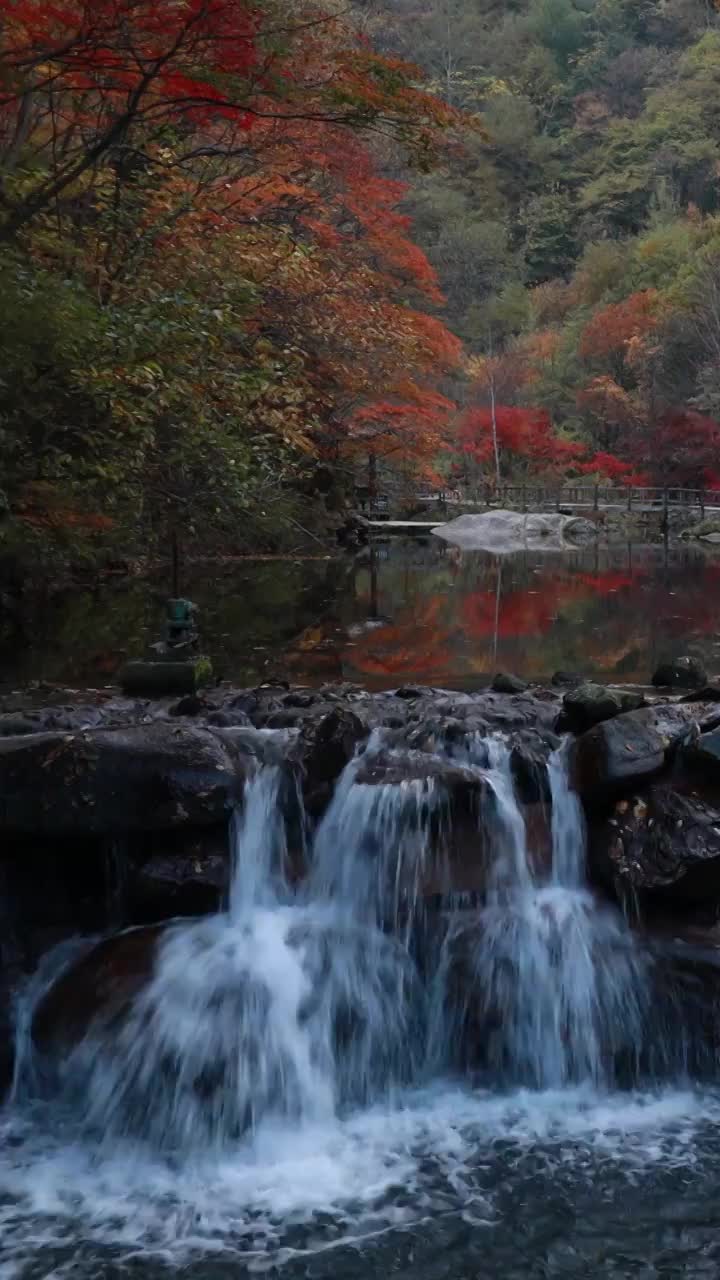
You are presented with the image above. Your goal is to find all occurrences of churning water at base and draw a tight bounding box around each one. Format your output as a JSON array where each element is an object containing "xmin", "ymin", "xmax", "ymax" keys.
[{"xmin": 2, "ymin": 735, "xmax": 719, "ymax": 1277}]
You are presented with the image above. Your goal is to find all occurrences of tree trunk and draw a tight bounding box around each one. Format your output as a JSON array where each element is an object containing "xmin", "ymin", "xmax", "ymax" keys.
[
  {"xmin": 490, "ymin": 374, "xmax": 501, "ymax": 488},
  {"xmin": 368, "ymin": 451, "xmax": 377, "ymax": 504}
]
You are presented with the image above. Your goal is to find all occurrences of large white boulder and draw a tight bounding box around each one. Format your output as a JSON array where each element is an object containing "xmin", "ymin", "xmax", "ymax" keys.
[{"xmin": 432, "ymin": 509, "xmax": 597, "ymax": 553}]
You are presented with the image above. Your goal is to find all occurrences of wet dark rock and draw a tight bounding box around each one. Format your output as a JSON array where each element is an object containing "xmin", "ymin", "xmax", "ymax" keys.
[
  {"xmin": 352, "ymin": 753, "xmax": 491, "ymax": 897},
  {"xmin": 571, "ymin": 709, "xmax": 667, "ymax": 801},
  {"xmin": 404, "ymin": 717, "xmax": 470, "ymax": 754},
  {"xmin": 131, "ymin": 849, "xmax": 224, "ymax": 921},
  {"xmin": 571, "ymin": 702, "xmax": 705, "ymax": 806},
  {"xmin": 355, "ymin": 752, "xmax": 478, "ymax": 793},
  {"xmin": 299, "ymin": 706, "xmax": 368, "ymax": 817},
  {"xmin": 510, "ymin": 740, "xmax": 554, "ymax": 805},
  {"xmin": 228, "ymin": 690, "xmax": 261, "ymax": 717},
  {"xmin": 130, "ymin": 837, "xmax": 228, "ymax": 920},
  {"xmin": 680, "ymin": 684, "xmax": 720, "ymax": 705},
  {"xmin": 683, "ymin": 728, "xmax": 720, "ymax": 776},
  {"xmin": 551, "ymin": 671, "xmax": 584, "ymax": 688},
  {"xmin": 169, "ymin": 694, "xmax": 207, "ymax": 717},
  {"xmin": 560, "ymin": 683, "xmax": 624, "ymax": 733},
  {"xmin": 204, "ymin": 708, "xmax": 253, "ymax": 728},
  {"xmin": 0, "ymin": 723, "xmax": 249, "ymax": 837},
  {"xmin": 0, "ymin": 716, "xmax": 39, "ymax": 737},
  {"xmin": 32, "ymin": 927, "xmax": 165, "ymax": 1053},
  {"xmin": 0, "ymin": 705, "xmax": 109, "ymax": 737},
  {"xmin": 282, "ymin": 690, "xmax": 319, "ymax": 709},
  {"xmin": 652, "ymin": 656, "xmax": 707, "ymax": 690},
  {"xmin": 491, "ymin": 673, "xmax": 528, "ymax": 695},
  {"xmin": 394, "ymin": 685, "xmax": 430, "ymax": 701},
  {"xmin": 261, "ymin": 704, "xmax": 338, "ymax": 730},
  {"xmin": 620, "ymin": 692, "xmax": 647, "ymax": 713},
  {"xmin": 589, "ymin": 785, "xmax": 720, "ymax": 907}
]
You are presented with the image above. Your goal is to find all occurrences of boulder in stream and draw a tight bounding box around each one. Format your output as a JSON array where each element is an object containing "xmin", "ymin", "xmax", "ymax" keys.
[
  {"xmin": 298, "ymin": 706, "xmax": 368, "ymax": 816},
  {"xmin": 560, "ymin": 683, "xmax": 624, "ymax": 733},
  {"xmin": 0, "ymin": 722, "xmax": 250, "ymax": 836},
  {"xmin": 589, "ymin": 785, "xmax": 720, "ymax": 906},
  {"xmin": 652, "ymin": 656, "xmax": 707, "ymax": 690},
  {"xmin": 572, "ymin": 703, "xmax": 706, "ymax": 804},
  {"xmin": 432, "ymin": 510, "xmax": 597, "ymax": 553},
  {"xmin": 32, "ymin": 926, "xmax": 165, "ymax": 1053},
  {"xmin": 491, "ymin": 673, "xmax": 528, "ymax": 695}
]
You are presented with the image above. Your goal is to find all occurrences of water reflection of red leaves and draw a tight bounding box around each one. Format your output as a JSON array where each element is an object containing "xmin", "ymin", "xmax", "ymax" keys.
[
  {"xmin": 346, "ymin": 561, "xmax": 720, "ymax": 681},
  {"xmin": 461, "ymin": 569, "xmax": 639, "ymax": 639},
  {"xmin": 349, "ymin": 595, "xmax": 454, "ymax": 677}
]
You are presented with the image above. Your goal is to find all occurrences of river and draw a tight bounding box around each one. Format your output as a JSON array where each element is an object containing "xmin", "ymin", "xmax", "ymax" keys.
[{"xmin": 1, "ymin": 539, "xmax": 719, "ymax": 691}]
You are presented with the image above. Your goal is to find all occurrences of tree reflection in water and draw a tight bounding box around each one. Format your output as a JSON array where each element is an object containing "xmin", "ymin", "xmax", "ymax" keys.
[{"xmin": 337, "ymin": 540, "xmax": 720, "ymax": 687}]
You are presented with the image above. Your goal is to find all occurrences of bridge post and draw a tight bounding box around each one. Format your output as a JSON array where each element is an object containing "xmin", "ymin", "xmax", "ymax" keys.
[
  {"xmin": 593, "ymin": 484, "xmax": 599, "ymax": 512},
  {"xmin": 701, "ymin": 488, "xmax": 706, "ymax": 519},
  {"xmin": 627, "ymin": 486, "xmax": 633, "ymax": 513},
  {"xmin": 521, "ymin": 484, "xmax": 527, "ymax": 512}
]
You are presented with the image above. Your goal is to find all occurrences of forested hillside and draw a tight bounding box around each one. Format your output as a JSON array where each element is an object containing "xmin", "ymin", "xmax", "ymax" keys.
[
  {"xmin": 0, "ymin": 0, "xmax": 460, "ymax": 568},
  {"xmin": 2, "ymin": 0, "xmax": 720, "ymax": 574},
  {"xmin": 368, "ymin": 0, "xmax": 720, "ymax": 487}
]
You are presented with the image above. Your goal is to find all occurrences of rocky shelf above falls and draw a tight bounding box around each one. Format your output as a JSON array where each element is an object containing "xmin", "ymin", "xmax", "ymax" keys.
[{"xmin": 4, "ymin": 676, "xmax": 720, "ymax": 1096}]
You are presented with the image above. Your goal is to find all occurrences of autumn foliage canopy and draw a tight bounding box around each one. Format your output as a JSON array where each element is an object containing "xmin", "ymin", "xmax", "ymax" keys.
[{"xmin": 0, "ymin": 0, "xmax": 466, "ymax": 544}]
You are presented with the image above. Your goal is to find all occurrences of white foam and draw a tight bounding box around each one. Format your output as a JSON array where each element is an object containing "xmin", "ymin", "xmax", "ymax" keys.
[{"xmin": 1, "ymin": 1082, "xmax": 718, "ymax": 1274}]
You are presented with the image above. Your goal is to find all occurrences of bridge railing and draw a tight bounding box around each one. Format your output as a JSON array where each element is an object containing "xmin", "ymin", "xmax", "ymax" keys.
[{"xmin": 413, "ymin": 484, "xmax": 720, "ymax": 516}]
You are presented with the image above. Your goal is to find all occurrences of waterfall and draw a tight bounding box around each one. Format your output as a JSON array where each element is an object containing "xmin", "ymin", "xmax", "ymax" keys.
[
  {"xmin": 445, "ymin": 744, "xmax": 649, "ymax": 1087},
  {"xmin": 308, "ymin": 744, "xmax": 447, "ymax": 935},
  {"xmin": 46, "ymin": 763, "xmax": 422, "ymax": 1149},
  {"xmin": 548, "ymin": 742, "xmax": 586, "ymax": 887},
  {"xmin": 15, "ymin": 733, "xmax": 659, "ymax": 1154}
]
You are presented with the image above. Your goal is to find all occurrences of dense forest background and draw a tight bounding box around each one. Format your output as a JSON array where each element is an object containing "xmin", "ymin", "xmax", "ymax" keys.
[
  {"xmin": 371, "ymin": 0, "xmax": 720, "ymax": 492},
  {"xmin": 1, "ymin": 0, "xmax": 720, "ymax": 573}
]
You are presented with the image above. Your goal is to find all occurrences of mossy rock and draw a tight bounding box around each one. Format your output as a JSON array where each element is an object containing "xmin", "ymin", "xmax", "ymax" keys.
[{"xmin": 120, "ymin": 655, "xmax": 214, "ymax": 697}]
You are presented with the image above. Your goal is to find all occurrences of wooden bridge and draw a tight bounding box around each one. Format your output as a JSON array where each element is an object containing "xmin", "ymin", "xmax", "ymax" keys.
[{"xmin": 365, "ymin": 484, "xmax": 720, "ymax": 521}]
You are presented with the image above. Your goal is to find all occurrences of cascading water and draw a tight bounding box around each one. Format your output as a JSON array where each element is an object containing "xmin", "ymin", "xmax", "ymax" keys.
[
  {"xmin": 443, "ymin": 741, "xmax": 650, "ymax": 1087},
  {"xmin": 2, "ymin": 729, "xmax": 716, "ymax": 1276},
  {"xmin": 42, "ymin": 761, "xmax": 423, "ymax": 1148}
]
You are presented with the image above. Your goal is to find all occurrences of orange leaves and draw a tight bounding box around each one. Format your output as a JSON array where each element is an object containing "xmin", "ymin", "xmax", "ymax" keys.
[
  {"xmin": 1, "ymin": 0, "xmax": 467, "ymax": 502},
  {"xmin": 576, "ymin": 376, "xmax": 640, "ymax": 426},
  {"xmin": 579, "ymin": 290, "xmax": 663, "ymax": 362},
  {"xmin": 520, "ymin": 328, "xmax": 562, "ymax": 382},
  {"xmin": 348, "ymin": 384, "xmax": 455, "ymax": 467}
]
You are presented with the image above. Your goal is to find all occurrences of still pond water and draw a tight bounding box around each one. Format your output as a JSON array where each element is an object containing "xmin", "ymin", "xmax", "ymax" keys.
[{"xmin": 3, "ymin": 538, "xmax": 720, "ymax": 690}]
